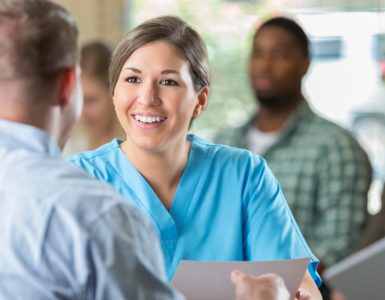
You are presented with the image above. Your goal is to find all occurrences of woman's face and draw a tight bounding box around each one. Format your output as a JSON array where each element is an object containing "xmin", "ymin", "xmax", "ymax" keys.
[
  {"xmin": 113, "ymin": 40, "xmax": 207, "ymax": 152},
  {"xmin": 80, "ymin": 75, "xmax": 115, "ymax": 133}
]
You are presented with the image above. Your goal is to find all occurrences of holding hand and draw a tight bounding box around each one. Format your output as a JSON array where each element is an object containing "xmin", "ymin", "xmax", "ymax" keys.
[
  {"xmin": 295, "ymin": 288, "xmax": 312, "ymax": 300},
  {"xmin": 231, "ymin": 270, "xmax": 290, "ymax": 300}
]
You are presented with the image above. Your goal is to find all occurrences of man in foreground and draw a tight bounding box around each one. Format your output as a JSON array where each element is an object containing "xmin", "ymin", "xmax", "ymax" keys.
[{"xmin": 0, "ymin": 0, "xmax": 181, "ymax": 298}]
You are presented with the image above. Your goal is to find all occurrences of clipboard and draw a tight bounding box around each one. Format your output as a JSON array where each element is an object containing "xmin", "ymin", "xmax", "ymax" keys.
[{"xmin": 324, "ymin": 236, "xmax": 385, "ymax": 300}]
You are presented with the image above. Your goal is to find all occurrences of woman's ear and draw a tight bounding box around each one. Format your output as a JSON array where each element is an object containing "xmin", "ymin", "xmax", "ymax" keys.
[
  {"xmin": 192, "ymin": 86, "xmax": 209, "ymax": 118},
  {"xmin": 57, "ymin": 66, "xmax": 77, "ymax": 107}
]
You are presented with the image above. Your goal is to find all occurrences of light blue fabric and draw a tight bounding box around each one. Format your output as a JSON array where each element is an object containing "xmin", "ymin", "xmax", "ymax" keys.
[
  {"xmin": 68, "ymin": 135, "xmax": 321, "ymax": 287},
  {"xmin": 0, "ymin": 119, "xmax": 183, "ymax": 300}
]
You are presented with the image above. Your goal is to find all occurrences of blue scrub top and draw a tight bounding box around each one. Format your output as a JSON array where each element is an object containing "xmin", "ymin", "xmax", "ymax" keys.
[{"xmin": 68, "ymin": 135, "xmax": 321, "ymax": 286}]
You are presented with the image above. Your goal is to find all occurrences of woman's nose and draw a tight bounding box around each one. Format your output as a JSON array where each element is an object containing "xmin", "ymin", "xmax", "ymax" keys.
[{"xmin": 137, "ymin": 81, "xmax": 161, "ymax": 107}]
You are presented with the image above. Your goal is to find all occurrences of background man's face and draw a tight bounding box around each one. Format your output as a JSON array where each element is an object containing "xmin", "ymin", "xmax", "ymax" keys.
[{"xmin": 249, "ymin": 26, "xmax": 309, "ymax": 109}]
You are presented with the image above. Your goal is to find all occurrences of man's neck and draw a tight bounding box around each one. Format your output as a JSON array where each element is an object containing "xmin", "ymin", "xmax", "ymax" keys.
[
  {"xmin": 0, "ymin": 80, "xmax": 50, "ymax": 130},
  {"xmin": 256, "ymin": 96, "xmax": 303, "ymax": 132},
  {"xmin": 0, "ymin": 108, "xmax": 47, "ymax": 131}
]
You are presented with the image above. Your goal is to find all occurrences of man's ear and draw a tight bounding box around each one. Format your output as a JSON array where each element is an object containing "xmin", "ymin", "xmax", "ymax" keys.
[
  {"xmin": 192, "ymin": 86, "xmax": 209, "ymax": 118},
  {"xmin": 57, "ymin": 66, "xmax": 77, "ymax": 107}
]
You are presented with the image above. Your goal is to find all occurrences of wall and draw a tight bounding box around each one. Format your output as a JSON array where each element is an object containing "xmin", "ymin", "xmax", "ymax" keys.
[{"xmin": 53, "ymin": 0, "xmax": 126, "ymax": 46}]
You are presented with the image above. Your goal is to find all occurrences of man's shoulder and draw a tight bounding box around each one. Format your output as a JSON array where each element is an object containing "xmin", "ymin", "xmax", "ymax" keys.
[
  {"xmin": 11, "ymin": 151, "xmax": 134, "ymax": 225},
  {"xmin": 50, "ymin": 159, "xmax": 132, "ymax": 220},
  {"xmin": 298, "ymin": 110, "xmax": 363, "ymax": 149},
  {"xmin": 2, "ymin": 150, "xmax": 149, "ymax": 250},
  {"xmin": 213, "ymin": 123, "xmax": 249, "ymax": 148}
]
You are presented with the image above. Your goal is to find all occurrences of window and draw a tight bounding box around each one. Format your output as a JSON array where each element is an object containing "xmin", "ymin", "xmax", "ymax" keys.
[{"xmin": 310, "ymin": 36, "xmax": 343, "ymax": 60}]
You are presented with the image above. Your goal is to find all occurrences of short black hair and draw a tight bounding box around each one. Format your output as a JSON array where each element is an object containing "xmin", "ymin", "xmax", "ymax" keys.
[{"xmin": 255, "ymin": 16, "xmax": 309, "ymax": 58}]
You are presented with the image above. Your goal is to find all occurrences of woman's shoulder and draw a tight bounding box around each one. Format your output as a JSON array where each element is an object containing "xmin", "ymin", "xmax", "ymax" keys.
[
  {"xmin": 67, "ymin": 139, "xmax": 121, "ymax": 162},
  {"xmin": 190, "ymin": 134, "xmax": 266, "ymax": 168},
  {"xmin": 66, "ymin": 139, "xmax": 122, "ymax": 176}
]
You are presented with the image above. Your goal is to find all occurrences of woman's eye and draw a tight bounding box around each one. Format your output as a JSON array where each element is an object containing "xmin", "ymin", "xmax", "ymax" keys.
[
  {"xmin": 125, "ymin": 76, "xmax": 140, "ymax": 83},
  {"xmin": 160, "ymin": 79, "xmax": 178, "ymax": 86}
]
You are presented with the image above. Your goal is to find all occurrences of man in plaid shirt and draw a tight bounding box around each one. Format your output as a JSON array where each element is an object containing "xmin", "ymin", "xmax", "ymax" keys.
[{"xmin": 216, "ymin": 16, "xmax": 372, "ymax": 277}]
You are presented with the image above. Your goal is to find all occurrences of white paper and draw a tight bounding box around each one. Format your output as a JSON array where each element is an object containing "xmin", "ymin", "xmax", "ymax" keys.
[{"xmin": 171, "ymin": 258, "xmax": 310, "ymax": 300}]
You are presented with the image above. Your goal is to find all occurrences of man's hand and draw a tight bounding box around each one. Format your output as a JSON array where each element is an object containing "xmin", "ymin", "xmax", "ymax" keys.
[{"xmin": 231, "ymin": 270, "xmax": 290, "ymax": 300}]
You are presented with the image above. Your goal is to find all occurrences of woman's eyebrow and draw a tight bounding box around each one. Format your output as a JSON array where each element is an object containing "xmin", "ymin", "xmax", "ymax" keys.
[
  {"xmin": 123, "ymin": 67, "xmax": 141, "ymax": 73},
  {"xmin": 122, "ymin": 67, "xmax": 180, "ymax": 75},
  {"xmin": 161, "ymin": 69, "xmax": 179, "ymax": 75}
]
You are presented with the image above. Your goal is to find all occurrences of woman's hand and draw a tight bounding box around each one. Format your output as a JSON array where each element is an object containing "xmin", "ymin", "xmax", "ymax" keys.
[
  {"xmin": 297, "ymin": 271, "xmax": 323, "ymax": 300},
  {"xmin": 295, "ymin": 288, "xmax": 312, "ymax": 300}
]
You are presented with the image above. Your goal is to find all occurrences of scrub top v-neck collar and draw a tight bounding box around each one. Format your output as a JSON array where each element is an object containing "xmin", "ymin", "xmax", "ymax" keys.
[{"xmin": 112, "ymin": 134, "xmax": 206, "ymax": 243}]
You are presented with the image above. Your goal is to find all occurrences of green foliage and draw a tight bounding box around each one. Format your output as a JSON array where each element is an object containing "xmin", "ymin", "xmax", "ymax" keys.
[{"xmin": 191, "ymin": 36, "xmax": 255, "ymax": 140}]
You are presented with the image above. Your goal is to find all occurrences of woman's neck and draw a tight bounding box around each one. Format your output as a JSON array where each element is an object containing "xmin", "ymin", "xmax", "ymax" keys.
[{"xmin": 121, "ymin": 137, "xmax": 191, "ymax": 210}]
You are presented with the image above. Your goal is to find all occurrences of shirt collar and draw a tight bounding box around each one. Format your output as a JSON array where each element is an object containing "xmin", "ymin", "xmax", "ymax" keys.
[
  {"xmin": 248, "ymin": 99, "xmax": 311, "ymax": 133},
  {"xmin": 0, "ymin": 119, "xmax": 62, "ymax": 157},
  {"xmin": 279, "ymin": 100, "xmax": 311, "ymax": 135},
  {"xmin": 243, "ymin": 99, "xmax": 312, "ymax": 152}
]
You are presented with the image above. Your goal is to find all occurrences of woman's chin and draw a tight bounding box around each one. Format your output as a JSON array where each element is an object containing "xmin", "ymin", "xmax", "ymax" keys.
[{"xmin": 131, "ymin": 138, "xmax": 164, "ymax": 153}]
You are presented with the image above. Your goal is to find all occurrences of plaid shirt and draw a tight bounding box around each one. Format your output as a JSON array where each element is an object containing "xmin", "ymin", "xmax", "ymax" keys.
[{"xmin": 215, "ymin": 101, "xmax": 372, "ymax": 266}]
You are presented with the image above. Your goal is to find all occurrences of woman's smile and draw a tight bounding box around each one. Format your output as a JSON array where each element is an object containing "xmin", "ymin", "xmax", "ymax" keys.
[{"xmin": 132, "ymin": 113, "xmax": 167, "ymax": 129}]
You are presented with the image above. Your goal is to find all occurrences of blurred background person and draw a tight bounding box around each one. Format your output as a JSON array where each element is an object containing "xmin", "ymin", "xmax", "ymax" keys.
[
  {"xmin": 215, "ymin": 16, "xmax": 371, "ymax": 299},
  {"xmin": 64, "ymin": 41, "xmax": 124, "ymax": 155}
]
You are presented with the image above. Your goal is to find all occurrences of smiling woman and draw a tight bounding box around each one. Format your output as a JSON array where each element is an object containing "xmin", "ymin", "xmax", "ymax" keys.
[
  {"xmin": 113, "ymin": 40, "xmax": 208, "ymax": 161},
  {"xmin": 67, "ymin": 15, "xmax": 322, "ymax": 299}
]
